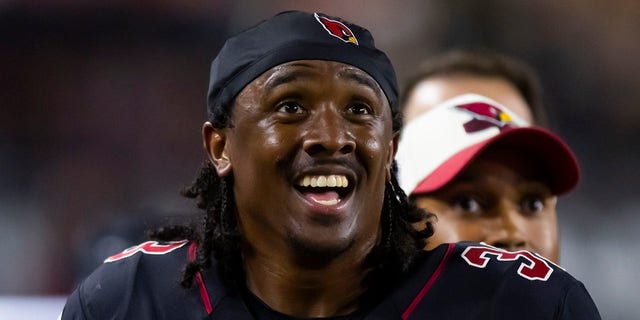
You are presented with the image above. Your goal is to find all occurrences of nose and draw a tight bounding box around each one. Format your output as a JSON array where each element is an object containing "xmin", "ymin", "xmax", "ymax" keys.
[
  {"xmin": 485, "ymin": 206, "xmax": 527, "ymax": 252},
  {"xmin": 302, "ymin": 107, "xmax": 356, "ymax": 157}
]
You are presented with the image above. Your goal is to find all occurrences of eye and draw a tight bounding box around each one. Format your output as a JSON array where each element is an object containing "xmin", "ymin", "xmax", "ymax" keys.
[
  {"xmin": 521, "ymin": 196, "xmax": 545, "ymax": 216},
  {"xmin": 452, "ymin": 195, "xmax": 482, "ymax": 214},
  {"xmin": 277, "ymin": 101, "xmax": 304, "ymax": 114},
  {"xmin": 346, "ymin": 103, "xmax": 373, "ymax": 115}
]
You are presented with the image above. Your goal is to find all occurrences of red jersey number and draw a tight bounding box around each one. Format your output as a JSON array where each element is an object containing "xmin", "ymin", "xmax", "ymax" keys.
[
  {"xmin": 104, "ymin": 240, "xmax": 188, "ymax": 263},
  {"xmin": 462, "ymin": 246, "xmax": 553, "ymax": 281}
]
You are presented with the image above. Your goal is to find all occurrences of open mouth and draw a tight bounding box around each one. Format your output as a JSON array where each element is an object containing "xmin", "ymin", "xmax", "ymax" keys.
[{"xmin": 295, "ymin": 174, "xmax": 353, "ymax": 206}]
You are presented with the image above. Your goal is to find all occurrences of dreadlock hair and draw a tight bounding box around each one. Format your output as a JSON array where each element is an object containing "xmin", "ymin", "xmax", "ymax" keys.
[{"xmin": 151, "ymin": 95, "xmax": 434, "ymax": 289}]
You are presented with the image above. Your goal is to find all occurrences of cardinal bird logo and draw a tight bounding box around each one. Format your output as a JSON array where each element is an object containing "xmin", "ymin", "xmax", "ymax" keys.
[
  {"xmin": 455, "ymin": 102, "xmax": 515, "ymax": 133},
  {"xmin": 314, "ymin": 13, "xmax": 359, "ymax": 45}
]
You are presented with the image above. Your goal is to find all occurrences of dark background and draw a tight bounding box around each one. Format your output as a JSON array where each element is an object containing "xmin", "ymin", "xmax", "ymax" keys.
[{"xmin": 1, "ymin": 1, "xmax": 638, "ymax": 319}]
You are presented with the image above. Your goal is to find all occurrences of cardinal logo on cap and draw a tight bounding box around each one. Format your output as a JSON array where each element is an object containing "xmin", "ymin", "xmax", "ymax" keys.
[
  {"xmin": 314, "ymin": 13, "xmax": 359, "ymax": 45},
  {"xmin": 455, "ymin": 102, "xmax": 515, "ymax": 133}
]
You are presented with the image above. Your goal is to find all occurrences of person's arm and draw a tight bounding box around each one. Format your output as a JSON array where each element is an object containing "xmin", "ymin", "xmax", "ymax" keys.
[
  {"xmin": 59, "ymin": 285, "xmax": 88, "ymax": 320},
  {"xmin": 558, "ymin": 281, "xmax": 601, "ymax": 320}
]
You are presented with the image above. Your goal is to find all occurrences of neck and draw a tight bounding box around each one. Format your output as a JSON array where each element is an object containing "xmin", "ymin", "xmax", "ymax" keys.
[{"xmin": 242, "ymin": 243, "xmax": 375, "ymax": 318}]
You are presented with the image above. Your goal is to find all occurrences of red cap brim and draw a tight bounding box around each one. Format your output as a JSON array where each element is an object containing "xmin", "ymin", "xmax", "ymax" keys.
[{"xmin": 412, "ymin": 127, "xmax": 580, "ymax": 195}]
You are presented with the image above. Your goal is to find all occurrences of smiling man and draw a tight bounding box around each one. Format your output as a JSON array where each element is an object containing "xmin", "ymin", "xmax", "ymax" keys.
[
  {"xmin": 211, "ymin": 59, "xmax": 397, "ymax": 270},
  {"xmin": 60, "ymin": 11, "xmax": 601, "ymax": 320}
]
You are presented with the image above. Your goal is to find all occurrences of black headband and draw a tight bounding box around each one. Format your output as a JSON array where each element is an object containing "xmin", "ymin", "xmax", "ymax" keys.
[{"xmin": 206, "ymin": 10, "xmax": 399, "ymax": 120}]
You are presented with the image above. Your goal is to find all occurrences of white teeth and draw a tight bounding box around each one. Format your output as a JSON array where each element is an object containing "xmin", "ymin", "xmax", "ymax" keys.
[
  {"xmin": 299, "ymin": 175, "xmax": 349, "ymax": 188},
  {"xmin": 327, "ymin": 175, "xmax": 337, "ymax": 187},
  {"xmin": 317, "ymin": 176, "xmax": 326, "ymax": 187}
]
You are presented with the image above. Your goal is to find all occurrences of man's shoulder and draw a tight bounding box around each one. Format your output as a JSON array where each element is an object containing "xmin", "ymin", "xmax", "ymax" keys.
[
  {"xmin": 447, "ymin": 242, "xmax": 568, "ymax": 281},
  {"xmin": 102, "ymin": 239, "xmax": 191, "ymax": 264},
  {"xmin": 61, "ymin": 240, "xmax": 208, "ymax": 319},
  {"xmin": 89, "ymin": 239, "xmax": 190, "ymax": 285},
  {"xmin": 394, "ymin": 242, "xmax": 601, "ymax": 319},
  {"xmin": 428, "ymin": 242, "xmax": 579, "ymax": 293}
]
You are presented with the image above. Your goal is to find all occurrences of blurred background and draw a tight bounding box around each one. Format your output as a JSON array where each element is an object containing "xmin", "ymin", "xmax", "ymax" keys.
[{"xmin": 1, "ymin": 1, "xmax": 638, "ymax": 319}]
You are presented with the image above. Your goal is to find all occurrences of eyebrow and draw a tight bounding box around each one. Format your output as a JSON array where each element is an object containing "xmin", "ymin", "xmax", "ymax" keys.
[
  {"xmin": 338, "ymin": 69, "xmax": 383, "ymax": 100},
  {"xmin": 264, "ymin": 72, "xmax": 302, "ymax": 90},
  {"xmin": 264, "ymin": 63, "xmax": 315, "ymax": 90},
  {"xmin": 264, "ymin": 63, "xmax": 384, "ymax": 100}
]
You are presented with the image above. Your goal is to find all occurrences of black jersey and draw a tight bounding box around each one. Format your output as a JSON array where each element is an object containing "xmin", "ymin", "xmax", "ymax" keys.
[{"xmin": 61, "ymin": 240, "xmax": 601, "ymax": 319}]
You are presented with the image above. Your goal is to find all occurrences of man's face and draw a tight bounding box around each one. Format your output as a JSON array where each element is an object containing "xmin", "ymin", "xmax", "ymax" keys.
[
  {"xmin": 403, "ymin": 74, "xmax": 533, "ymax": 124},
  {"xmin": 205, "ymin": 60, "xmax": 396, "ymax": 262},
  {"xmin": 415, "ymin": 147, "xmax": 560, "ymax": 263}
]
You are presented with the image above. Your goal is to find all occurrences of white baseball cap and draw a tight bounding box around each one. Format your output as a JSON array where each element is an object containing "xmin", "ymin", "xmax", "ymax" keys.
[{"xmin": 396, "ymin": 94, "xmax": 580, "ymax": 196}]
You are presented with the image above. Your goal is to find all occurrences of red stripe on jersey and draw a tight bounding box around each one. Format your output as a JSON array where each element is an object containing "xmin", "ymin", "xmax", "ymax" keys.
[
  {"xmin": 189, "ymin": 242, "xmax": 213, "ymax": 315},
  {"xmin": 402, "ymin": 243, "xmax": 455, "ymax": 320}
]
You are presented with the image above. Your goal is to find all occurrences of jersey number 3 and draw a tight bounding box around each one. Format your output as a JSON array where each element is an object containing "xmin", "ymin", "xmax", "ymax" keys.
[
  {"xmin": 104, "ymin": 240, "xmax": 188, "ymax": 263},
  {"xmin": 462, "ymin": 246, "xmax": 553, "ymax": 281}
]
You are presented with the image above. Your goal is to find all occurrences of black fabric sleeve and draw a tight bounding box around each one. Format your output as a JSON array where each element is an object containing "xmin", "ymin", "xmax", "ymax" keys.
[
  {"xmin": 59, "ymin": 256, "xmax": 139, "ymax": 320},
  {"xmin": 558, "ymin": 281, "xmax": 602, "ymax": 320},
  {"xmin": 60, "ymin": 285, "xmax": 89, "ymax": 320}
]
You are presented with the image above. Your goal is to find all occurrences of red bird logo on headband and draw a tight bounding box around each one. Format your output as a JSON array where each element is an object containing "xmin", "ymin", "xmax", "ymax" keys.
[
  {"xmin": 455, "ymin": 102, "xmax": 515, "ymax": 133},
  {"xmin": 314, "ymin": 13, "xmax": 359, "ymax": 45}
]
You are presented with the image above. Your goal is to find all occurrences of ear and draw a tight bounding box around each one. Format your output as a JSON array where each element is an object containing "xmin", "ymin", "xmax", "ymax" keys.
[
  {"xmin": 203, "ymin": 122, "xmax": 232, "ymax": 177},
  {"xmin": 386, "ymin": 132, "xmax": 400, "ymax": 182}
]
